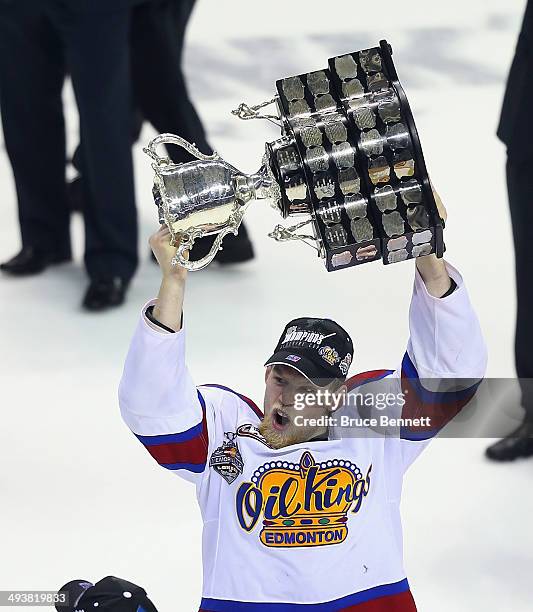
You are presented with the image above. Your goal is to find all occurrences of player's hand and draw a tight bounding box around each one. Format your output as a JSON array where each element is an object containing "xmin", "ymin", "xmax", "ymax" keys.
[
  {"xmin": 430, "ymin": 183, "xmax": 447, "ymax": 223},
  {"xmin": 415, "ymin": 183, "xmax": 450, "ymax": 295},
  {"xmin": 149, "ymin": 225, "xmax": 188, "ymax": 282}
]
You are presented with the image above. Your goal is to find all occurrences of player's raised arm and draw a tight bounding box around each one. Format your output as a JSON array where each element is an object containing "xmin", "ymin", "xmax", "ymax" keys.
[
  {"xmin": 118, "ymin": 227, "xmax": 209, "ymax": 483},
  {"xmin": 393, "ymin": 191, "xmax": 487, "ymax": 468},
  {"xmin": 149, "ymin": 225, "xmax": 187, "ymax": 332},
  {"xmin": 410, "ymin": 188, "xmax": 452, "ymax": 299},
  {"xmin": 407, "ymin": 190, "xmax": 487, "ymax": 381}
]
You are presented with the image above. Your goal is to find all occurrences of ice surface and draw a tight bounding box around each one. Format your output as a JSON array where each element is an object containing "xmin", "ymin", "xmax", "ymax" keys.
[{"xmin": 1, "ymin": 2, "xmax": 531, "ymax": 611}]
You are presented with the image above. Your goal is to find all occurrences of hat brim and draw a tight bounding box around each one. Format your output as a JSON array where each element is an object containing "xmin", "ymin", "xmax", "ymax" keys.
[{"xmin": 264, "ymin": 350, "xmax": 341, "ymax": 387}]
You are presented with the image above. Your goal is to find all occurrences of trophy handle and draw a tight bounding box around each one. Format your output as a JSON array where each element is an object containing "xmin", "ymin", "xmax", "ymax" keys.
[
  {"xmin": 231, "ymin": 97, "xmax": 282, "ymax": 127},
  {"xmin": 143, "ymin": 133, "xmax": 220, "ymax": 165},
  {"xmin": 171, "ymin": 208, "xmax": 248, "ymax": 272},
  {"xmin": 268, "ymin": 219, "xmax": 320, "ymax": 252}
]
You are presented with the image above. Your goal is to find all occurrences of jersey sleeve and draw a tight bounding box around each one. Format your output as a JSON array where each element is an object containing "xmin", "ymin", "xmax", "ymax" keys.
[
  {"xmin": 118, "ymin": 300, "xmax": 209, "ymax": 484},
  {"xmin": 396, "ymin": 260, "xmax": 488, "ymax": 471}
]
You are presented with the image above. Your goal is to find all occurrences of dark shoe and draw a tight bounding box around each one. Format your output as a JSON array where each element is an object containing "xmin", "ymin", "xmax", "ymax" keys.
[
  {"xmin": 82, "ymin": 277, "xmax": 129, "ymax": 311},
  {"xmin": 485, "ymin": 422, "xmax": 533, "ymax": 461},
  {"xmin": 0, "ymin": 246, "xmax": 71, "ymax": 276},
  {"xmin": 66, "ymin": 176, "xmax": 85, "ymax": 213}
]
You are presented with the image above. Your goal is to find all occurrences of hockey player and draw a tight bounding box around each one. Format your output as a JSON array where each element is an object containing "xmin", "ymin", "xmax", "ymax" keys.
[{"xmin": 119, "ymin": 198, "xmax": 487, "ymax": 611}]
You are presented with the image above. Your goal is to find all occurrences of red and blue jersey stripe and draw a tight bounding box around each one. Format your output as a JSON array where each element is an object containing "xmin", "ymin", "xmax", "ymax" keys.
[
  {"xmin": 134, "ymin": 389, "xmax": 209, "ymax": 473},
  {"xmin": 198, "ymin": 579, "xmax": 416, "ymax": 611},
  {"xmin": 400, "ymin": 352, "xmax": 481, "ymax": 440},
  {"xmin": 346, "ymin": 370, "xmax": 394, "ymax": 392}
]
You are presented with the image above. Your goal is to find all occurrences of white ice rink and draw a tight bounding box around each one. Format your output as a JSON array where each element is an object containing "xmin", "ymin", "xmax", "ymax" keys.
[{"xmin": 1, "ymin": 1, "xmax": 533, "ymax": 610}]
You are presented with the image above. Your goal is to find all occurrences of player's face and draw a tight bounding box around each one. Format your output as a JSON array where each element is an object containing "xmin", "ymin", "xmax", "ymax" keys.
[{"xmin": 260, "ymin": 365, "xmax": 339, "ymax": 449}]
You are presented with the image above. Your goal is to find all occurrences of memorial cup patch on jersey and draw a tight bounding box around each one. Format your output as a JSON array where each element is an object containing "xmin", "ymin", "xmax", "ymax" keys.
[
  {"xmin": 236, "ymin": 451, "xmax": 372, "ymax": 548},
  {"xmin": 209, "ymin": 432, "xmax": 244, "ymax": 484}
]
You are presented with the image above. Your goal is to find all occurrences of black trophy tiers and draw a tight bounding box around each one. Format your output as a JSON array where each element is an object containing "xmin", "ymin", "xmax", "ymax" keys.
[{"xmin": 266, "ymin": 40, "xmax": 444, "ymax": 271}]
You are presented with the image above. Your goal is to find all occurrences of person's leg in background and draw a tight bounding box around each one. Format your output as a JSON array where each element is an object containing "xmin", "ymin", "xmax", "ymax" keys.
[
  {"xmin": 509, "ymin": 157, "xmax": 533, "ymax": 431},
  {"xmin": 69, "ymin": 1, "xmax": 204, "ymax": 169},
  {"xmin": 60, "ymin": 5, "xmax": 138, "ymax": 309},
  {"xmin": 486, "ymin": 155, "xmax": 533, "ymax": 460},
  {"xmin": 486, "ymin": 0, "xmax": 533, "ymax": 460},
  {"xmin": 131, "ymin": 0, "xmax": 254, "ymax": 263},
  {"xmin": 0, "ymin": 5, "xmax": 71, "ymax": 275},
  {"xmin": 131, "ymin": 0, "xmax": 210, "ymax": 162},
  {"xmin": 67, "ymin": 91, "xmax": 143, "ymax": 215}
]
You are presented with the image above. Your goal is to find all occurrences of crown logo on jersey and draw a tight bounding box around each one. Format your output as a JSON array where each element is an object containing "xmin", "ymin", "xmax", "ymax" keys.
[{"xmin": 236, "ymin": 451, "xmax": 372, "ymax": 548}]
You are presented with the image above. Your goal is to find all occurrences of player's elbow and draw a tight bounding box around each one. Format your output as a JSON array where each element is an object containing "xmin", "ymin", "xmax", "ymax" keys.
[
  {"xmin": 462, "ymin": 328, "xmax": 488, "ymax": 381},
  {"xmin": 117, "ymin": 375, "xmax": 142, "ymax": 426}
]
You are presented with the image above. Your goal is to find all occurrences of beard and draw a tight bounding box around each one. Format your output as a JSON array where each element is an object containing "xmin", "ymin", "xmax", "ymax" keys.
[{"xmin": 258, "ymin": 414, "xmax": 303, "ymax": 449}]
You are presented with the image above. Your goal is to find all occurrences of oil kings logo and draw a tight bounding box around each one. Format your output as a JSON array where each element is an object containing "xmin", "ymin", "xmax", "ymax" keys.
[{"xmin": 235, "ymin": 451, "xmax": 372, "ymax": 548}]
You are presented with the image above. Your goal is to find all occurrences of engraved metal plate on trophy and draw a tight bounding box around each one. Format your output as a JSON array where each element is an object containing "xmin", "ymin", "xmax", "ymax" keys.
[{"xmin": 145, "ymin": 40, "xmax": 444, "ymax": 271}]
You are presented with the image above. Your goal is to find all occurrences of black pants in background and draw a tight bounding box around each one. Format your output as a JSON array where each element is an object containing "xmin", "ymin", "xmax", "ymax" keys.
[
  {"xmin": 506, "ymin": 156, "xmax": 533, "ymax": 420},
  {"xmin": 131, "ymin": 0, "xmax": 211, "ymax": 162},
  {"xmin": 498, "ymin": 0, "xmax": 533, "ymax": 420},
  {"xmin": 72, "ymin": 0, "xmax": 210, "ymax": 171},
  {"xmin": 0, "ymin": 3, "xmax": 137, "ymax": 281}
]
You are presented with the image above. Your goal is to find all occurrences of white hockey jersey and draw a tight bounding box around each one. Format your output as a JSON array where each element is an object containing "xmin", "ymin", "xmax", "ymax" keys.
[{"xmin": 119, "ymin": 262, "xmax": 487, "ymax": 612}]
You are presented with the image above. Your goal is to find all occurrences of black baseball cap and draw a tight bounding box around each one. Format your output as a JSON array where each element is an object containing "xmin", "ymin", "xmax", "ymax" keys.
[
  {"xmin": 265, "ymin": 317, "xmax": 354, "ymax": 386},
  {"xmin": 56, "ymin": 580, "xmax": 93, "ymax": 612},
  {"xmin": 57, "ymin": 577, "xmax": 158, "ymax": 612}
]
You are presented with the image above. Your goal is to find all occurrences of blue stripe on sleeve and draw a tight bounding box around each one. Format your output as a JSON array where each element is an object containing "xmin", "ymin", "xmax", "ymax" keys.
[
  {"xmin": 160, "ymin": 461, "xmax": 206, "ymax": 472},
  {"xmin": 401, "ymin": 353, "xmax": 481, "ymax": 402},
  {"xmin": 134, "ymin": 389, "xmax": 207, "ymax": 446}
]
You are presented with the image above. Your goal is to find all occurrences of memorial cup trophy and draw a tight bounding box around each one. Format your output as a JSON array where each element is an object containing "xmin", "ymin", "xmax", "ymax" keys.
[{"xmin": 144, "ymin": 40, "xmax": 444, "ymax": 272}]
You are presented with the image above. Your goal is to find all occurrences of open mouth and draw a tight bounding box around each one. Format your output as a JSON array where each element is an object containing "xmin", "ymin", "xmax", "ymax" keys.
[{"xmin": 272, "ymin": 407, "xmax": 291, "ymax": 431}]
